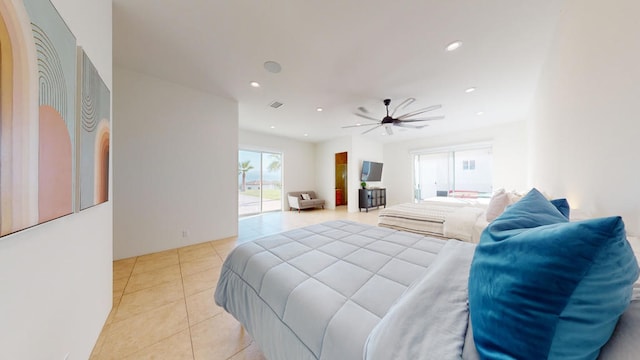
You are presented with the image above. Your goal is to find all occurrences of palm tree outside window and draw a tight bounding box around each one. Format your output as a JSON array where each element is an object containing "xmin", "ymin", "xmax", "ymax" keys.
[{"xmin": 238, "ymin": 150, "xmax": 283, "ymax": 216}]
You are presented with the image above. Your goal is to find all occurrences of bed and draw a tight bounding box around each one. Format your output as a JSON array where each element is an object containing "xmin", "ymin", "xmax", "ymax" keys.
[
  {"xmin": 377, "ymin": 197, "xmax": 489, "ymax": 243},
  {"xmin": 215, "ymin": 188, "xmax": 640, "ymax": 360},
  {"xmin": 215, "ymin": 220, "xmax": 477, "ymax": 359}
]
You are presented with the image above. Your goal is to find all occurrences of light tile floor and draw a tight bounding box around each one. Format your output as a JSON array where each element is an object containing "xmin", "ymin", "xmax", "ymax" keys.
[{"xmin": 90, "ymin": 206, "xmax": 379, "ymax": 359}]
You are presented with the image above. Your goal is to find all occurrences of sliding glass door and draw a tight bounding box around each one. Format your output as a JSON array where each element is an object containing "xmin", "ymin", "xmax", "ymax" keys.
[
  {"xmin": 238, "ymin": 150, "xmax": 282, "ymax": 216},
  {"xmin": 414, "ymin": 152, "xmax": 451, "ymax": 201},
  {"xmin": 413, "ymin": 145, "xmax": 493, "ymax": 201}
]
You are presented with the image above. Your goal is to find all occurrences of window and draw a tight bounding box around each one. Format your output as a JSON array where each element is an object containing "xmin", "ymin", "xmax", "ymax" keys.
[
  {"xmin": 412, "ymin": 144, "xmax": 493, "ymax": 201},
  {"xmin": 238, "ymin": 150, "xmax": 282, "ymax": 216}
]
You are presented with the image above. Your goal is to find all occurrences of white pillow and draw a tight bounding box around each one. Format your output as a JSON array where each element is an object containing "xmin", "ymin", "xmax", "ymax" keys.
[
  {"xmin": 507, "ymin": 190, "xmax": 525, "ymax": 204},
  {"xmin": 486, "ymin": 189, "xmax": 509, "ymax": 222},
  {"xmin": 301, "ymin": 193, "xmax": 311, "ymax": 200}
]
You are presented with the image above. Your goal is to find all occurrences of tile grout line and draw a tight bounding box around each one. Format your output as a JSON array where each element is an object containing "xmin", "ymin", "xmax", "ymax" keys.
[
  {"xmin": 225, "ymin": 341, "xmax": 254, "ymax": 360},
  {"xmin": 92, "ymin": 256, "xmax": 139, "ymax": 359},
  {"xmin": 106, "ymin": 257, "xmax": 190, "ymax": 359},
  {"xmin": 121, "ymin": 254, "xmax": 181, "ymax": 296},
  {"xmin": 178, "ymin": 250, "xmax": 197, "ymax": 360},
  {"xmin": 116, "ymin": 250, "xmax": 198, "ymax": 359},
  {"xmin": 112, "ymin": 256, "xmax": 138, "ymax": 319}
]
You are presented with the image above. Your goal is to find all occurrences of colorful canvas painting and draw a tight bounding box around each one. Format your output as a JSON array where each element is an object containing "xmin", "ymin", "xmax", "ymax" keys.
[
  {"xmin": 78, "ymin": 49, "xmax": 110, "ymax": 210},
  {"xmin": 0, "ymin": 0, "xmax": 77, "ymax": 237}
]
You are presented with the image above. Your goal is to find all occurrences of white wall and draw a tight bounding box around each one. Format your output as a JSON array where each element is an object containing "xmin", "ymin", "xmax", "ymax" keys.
[
  {"xmin": 0, "ymin": 0, "xmax": 112, "ymax": 359},
  {"xmin": 315, "ymin": 136, "xmax": 352, "ymax": 210},
  {"xmin": 113, "ymin": 67, "xmax": 238, "ymax": 259},
  {"xmin": 314, "ymin": 136, "xmax": 384, "ymax": 212},
  {"xmin": 383, "ymin": 121, "xmax": 528, "ymax": 206},
  {"xmin": 351, "ymin": 137, "xmax": 384, "ymax": 212},
  {"xmin": 239, "ymin": 130, "xmax": 316, "ymax": 209},
  {"xmin": 529, "ymin": 0, "xmax": 640, "ymax": 235}
]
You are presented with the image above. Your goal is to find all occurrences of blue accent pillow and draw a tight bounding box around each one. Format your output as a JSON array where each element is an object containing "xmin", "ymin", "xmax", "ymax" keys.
[
  {"xmin": 469, "ymin": 188, "xmax": 639, "ymax": 359},
  {"xmin": 550, "ymin": 198, "xmax": 570, "ymax": 219}
]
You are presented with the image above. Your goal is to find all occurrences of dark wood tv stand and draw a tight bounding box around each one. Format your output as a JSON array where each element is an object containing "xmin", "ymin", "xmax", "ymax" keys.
[{"xmin": 358, "ymin": 188, "xmax": 386, "ymax": 212}]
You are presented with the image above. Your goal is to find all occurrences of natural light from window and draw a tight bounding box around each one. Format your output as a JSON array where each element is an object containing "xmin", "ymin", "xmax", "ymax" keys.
[
  {"xmin": 238, "ymin": 150, "xmax": 282, "ymax": 216},
  {"xmin": 413, "ymin": 145, "xmax": 493, "ymax": 202}
]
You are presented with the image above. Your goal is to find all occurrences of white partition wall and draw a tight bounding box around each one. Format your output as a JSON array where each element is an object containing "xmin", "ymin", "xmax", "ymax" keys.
[
  {"xmin": 113, "ymin": 67, "xmax": 239, "ymax": 260},
  {"xmin": 528, "ymin": 0, "xmax": 640, "ymax": 235}
]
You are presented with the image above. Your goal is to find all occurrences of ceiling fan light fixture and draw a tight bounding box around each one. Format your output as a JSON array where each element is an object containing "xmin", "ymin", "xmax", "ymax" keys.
[
  {"xmin": 446, "ymin": 41, "xmax": 462, "ymax": 52},
  {"xmin": 345, "ymin": 98, "xmax": 444, "ymax": 136}
]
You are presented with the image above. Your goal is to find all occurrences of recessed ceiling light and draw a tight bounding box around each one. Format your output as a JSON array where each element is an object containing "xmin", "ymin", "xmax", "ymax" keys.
[
  {"xmin": 477, "ymin": 111, "xmax": 484, "ymax": 116},
  {"xmin": 264, "ymin": 61, "xmax": 282, "ymax": 74},
  {"xmin": 250, "ymin": 81, "xmax": 260, "ymax": 88},
  {"xmin": 270, "ymin": 125, "xmax": 275, "ymax": 129},
  {"xmin": 446, "ymin": 41, "xmax": 462, "ymax": 52},
  {"xmin": 316, "ymin": 107, "xmax": 323, "ymax": 112},
  {"xmin": 465, "ymin": 87, "xmax": 476, "ymax": 93},
  {"xmin": 356, "ymin": 123, "xmax": 361, "ymax": 126},
  {"xmin": 304, "ymin": 133, "xmax": 308, "ymax": 137}
]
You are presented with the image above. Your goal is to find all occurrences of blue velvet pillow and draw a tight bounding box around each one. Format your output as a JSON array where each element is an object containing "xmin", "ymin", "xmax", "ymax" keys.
[
  {"xmin": 550, "ymin": 198, "xmax": 570, "ymax": 219},
  {"xmin": 469, "ymin": 188, "xmax": 639, "ymax": 359}
]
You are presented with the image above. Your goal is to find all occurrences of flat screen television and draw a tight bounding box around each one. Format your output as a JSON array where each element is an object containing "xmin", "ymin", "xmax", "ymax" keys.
[{"xmin": 361, "ymin": 161, "xmax": 383, "ymax": 181}]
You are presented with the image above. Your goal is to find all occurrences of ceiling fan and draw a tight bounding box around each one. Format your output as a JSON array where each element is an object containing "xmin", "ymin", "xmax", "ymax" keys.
[{"xmin": 342, "ymin": 98, "xmax": 444, "ymax": 135}]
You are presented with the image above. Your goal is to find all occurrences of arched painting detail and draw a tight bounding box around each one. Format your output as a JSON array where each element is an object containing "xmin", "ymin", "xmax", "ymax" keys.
[
  {"xmin": 94, "ymin": 119, "xmax": 110, "ymax": 204},
  {"xmin": 0, "ymin": 0, "xmax": 75, "ymax": 237},
  {"xmin": 0, "ymin": 0, "xmax": 40, "ymax": 236},
  {"xmin": 79, "ymin": 49, "xmax": 110, "ymax": 210},
  {"xmin": 38, "ymin": 105, "xmax": 72, "ymax": 222}
]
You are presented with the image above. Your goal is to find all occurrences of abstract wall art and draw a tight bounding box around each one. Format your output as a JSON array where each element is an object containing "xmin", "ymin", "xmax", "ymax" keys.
[
  {"xmin": 78, "ymin": 49, "xmax": 110, "ymax": 210},
  {"xmin": 1, "ymin": 0, "xmax": 77, "ymax": 237}
]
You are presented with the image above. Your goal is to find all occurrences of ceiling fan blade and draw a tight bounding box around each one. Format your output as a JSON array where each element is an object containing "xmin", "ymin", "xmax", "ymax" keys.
[
  {"xmin": 391, "ymin": 98, "xmax": 415, "ymax": 117},
  {"xmin": 385, "ymin": 126, "xmax": 394, "ymax": 135},
  {"xmin": 395, "ymin": 123, "xmax": 427, "ymax": 129},
  {"xmin": 397, "ymin": 104, "xmax": 443, "ymax": 120},
  {"xmin": 354, "ymin": 113, "xmax": 381, "ymax": 122},
  {"xmin": 396, "ymin": 115, "xmax": 445, "ymax": 123},
  {"xmin": 342, "ymin": 123, "xmax": 379, "ymax": 129},
  {"xmin": 361, "ymin": 125, "xmax": 382, "ymax": 135}
]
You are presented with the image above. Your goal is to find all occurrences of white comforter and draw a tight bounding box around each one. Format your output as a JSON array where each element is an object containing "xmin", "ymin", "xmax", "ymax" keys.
[
  {"xmin": 364, "ymin": 240, "xmax": 477, "ymax": 360},
  {"xmin": 214, "ymin": 220, "xmax": 478, "ymax": 360},
  {"xmin": 442, "ymin": 207, "xmax": 488, "ymax": 243}
]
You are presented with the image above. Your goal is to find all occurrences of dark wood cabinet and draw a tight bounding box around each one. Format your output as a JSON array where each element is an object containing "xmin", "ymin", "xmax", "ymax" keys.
[{"xmin": 359, "ymin": 188, "xmax": 386, "ymax": 212}]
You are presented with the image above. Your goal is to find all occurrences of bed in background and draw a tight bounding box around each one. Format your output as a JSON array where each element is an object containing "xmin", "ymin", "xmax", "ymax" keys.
[
  {"xmin": 215, "ymin": 189, "xmax": 640, "ymax": 360},
  {"xmin": 377, "ymin": 189, "xmax": 533, "ymax": 243},
  {"xmin": 377, "ymin": 197, "xmax": 489, "ymax": 242}
]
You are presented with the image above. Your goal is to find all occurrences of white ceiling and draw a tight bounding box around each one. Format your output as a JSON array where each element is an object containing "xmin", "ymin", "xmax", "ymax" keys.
[{"xmin": 113, "ymin": 0, "xmax": 566, "ymax": 143}]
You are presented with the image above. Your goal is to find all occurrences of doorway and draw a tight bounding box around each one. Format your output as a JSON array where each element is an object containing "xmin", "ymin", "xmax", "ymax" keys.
[
  {"xmin": 335, "ymin": 152, "xmax": 348, "ymax": 206},
  {"xmin": 238, "ymin": 150, "xmax": 283, "ymax": 216}
]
